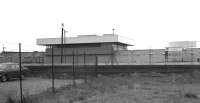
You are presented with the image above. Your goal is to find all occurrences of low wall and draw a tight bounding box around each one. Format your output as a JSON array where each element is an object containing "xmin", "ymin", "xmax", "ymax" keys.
[{"xmin": 25, "ymin": 64, "xmax": 200, "ymax": 78}]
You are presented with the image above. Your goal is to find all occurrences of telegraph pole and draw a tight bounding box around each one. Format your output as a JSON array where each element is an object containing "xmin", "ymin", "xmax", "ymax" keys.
[
  {"xmin": 61, "ymin": 23, "xmax": 64, "ymax": 64},
  {"xmin": 112, "ymin": 28, "xmax": 115, "ymax": 35},
  {"xmin": 2, "ymin": 44, "xmax": 5, "ymax": 52}
]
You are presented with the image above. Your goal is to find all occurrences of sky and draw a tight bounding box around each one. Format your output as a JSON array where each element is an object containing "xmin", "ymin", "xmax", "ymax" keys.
[{"xmin": 0, "ymin": 0, "xmax": 200, "ymax": 51}]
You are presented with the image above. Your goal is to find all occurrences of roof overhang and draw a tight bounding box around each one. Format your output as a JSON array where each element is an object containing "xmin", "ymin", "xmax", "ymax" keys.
[{"xmin": 37, "ymin": 34, "xmax": 134, "ymax": 46}]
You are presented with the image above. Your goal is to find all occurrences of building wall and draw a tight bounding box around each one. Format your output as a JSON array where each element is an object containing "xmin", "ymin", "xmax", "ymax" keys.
[
  {"xmin": 115, "ymin": 49, "xmax": 165, "ymax": 65},
  {"xmin": 182, "ymin": 48, "xmax": 200, "ymax": 62},
  {"xmin": 45, "ymin": 54, "xmax": 113, "ymax": 65},
  {"xmin": 114, "ymin": 48, "xmax": 200, "ymax": 65},
  {"xmin": 1, "ymin": 48, "xmax": 198, "ymax": 65},
  {"xmin": 44, "ymin": 43, "xmax": 115, "ymax": 65},
  {"xmin": 0, "ymin": 52, "xmax": 45, "ymax": 64}
]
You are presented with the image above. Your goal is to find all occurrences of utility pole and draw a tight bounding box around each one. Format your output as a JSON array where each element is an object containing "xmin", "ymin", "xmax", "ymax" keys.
[
  {"xmin": 112, "ymin": 28, "xmax": 115, "ymax": 35},
  {"xmin": 2, "ymin": 44, "xmax": 5, "ymax": 52},
  {"xmin": 61, "ymin": 23, "xmax": 64, "ymax": 64}
]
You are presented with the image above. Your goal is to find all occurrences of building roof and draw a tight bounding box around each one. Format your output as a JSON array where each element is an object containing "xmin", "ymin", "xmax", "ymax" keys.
[{"xmin": 36, "ymin": 34, "xmax": 134, "ymax": 46}]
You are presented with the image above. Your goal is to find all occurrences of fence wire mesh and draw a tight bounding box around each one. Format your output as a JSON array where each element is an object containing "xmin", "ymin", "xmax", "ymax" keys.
[{"xmin": 0, "ymin": 43, "xmax": 86, "ymax": 103}]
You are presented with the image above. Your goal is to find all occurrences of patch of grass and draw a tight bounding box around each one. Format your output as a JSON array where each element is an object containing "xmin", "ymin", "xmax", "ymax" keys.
[
  {"xmin": 5, "ymin": 73, "xmax": 200, "ymax": 103},
  {"xmin": 5, "ymin": 95, "xmax": 39, "ymax": 103}
]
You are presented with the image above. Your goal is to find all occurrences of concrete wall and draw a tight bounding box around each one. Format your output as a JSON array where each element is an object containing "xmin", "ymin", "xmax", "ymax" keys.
[
  {"xmin": 44, "ymin": 44, "xmax": 114, "ymax": 65},
  {"xmin": 182, "ymin": 48, "xmax": 200, "ymax": 62},
  {"xmin": 44, "ymin": 47, "xmax": 200, "ymax": 65},
  {"xmin": 0, "ymin": 52, "xmax": 44, "ymax": 63},
  {"xmin": 114, "ymin": 48, "xmax": 200, "ymax": 65},
  {"xmin": 115, "ymin": 49, "xmax": 165, "ymax": 65},
  {"xmin": 45, "ymin": 54, "xmax": 113, "ymax": 65}
]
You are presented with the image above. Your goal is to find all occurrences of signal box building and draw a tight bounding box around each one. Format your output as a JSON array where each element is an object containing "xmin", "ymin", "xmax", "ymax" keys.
[{"xmin": 37, "ymin": 34, "xmax": 133, "ymax": 65}]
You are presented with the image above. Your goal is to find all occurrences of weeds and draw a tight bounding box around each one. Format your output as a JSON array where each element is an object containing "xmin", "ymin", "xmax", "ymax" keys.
[
  {"xmin": 5, "ymin": 96, "xmax": 14, "ymax": 103},
  {"xmin": 5, "ymin": 95, "xmax": 39, "ymax": 103},
  {"xmin": 4, "ymin": 73, "xmax": 200, "ymax": 103}
]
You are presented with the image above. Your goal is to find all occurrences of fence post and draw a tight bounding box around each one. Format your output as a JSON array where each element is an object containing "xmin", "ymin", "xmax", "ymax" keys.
[
  {"xmin": 72, "ymin": 50, "xmax": 76, "ymax": 86},
  {"xmin": 19, "ymin": 43, "xmax": 23, "ymax": 103},
  {"xmin": 84, "ymin": 52, "xmax": 87, "ymax": 83},
  {"xmin": 51, "ymin": 46, "xmax": 55, "ymax": 93},
  {"xmin": 95, "ymin": 55, "xmax": 98, "ymax": 78}
]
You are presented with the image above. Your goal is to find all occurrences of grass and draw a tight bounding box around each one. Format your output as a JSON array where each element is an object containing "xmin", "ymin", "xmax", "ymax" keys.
[
  {"xmin": 4, "ymin": 71, "xmax": 200, "ymax": 103},
  {"xmin": 0, "ymin": 78, "xmax": 82, "ymax": 103}
]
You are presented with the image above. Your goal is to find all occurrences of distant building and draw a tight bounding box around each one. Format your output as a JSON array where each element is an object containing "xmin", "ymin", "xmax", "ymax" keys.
[
  {"xmin": 36, "ymin": 34, "xmax": 200, "ymax": 65},
  {"xmin": 37, "ymin": 34, "xmax": 133, "ymax": 65},
  {"xmin": 166, "ymin": 41, "xmax": 198, "ymax": 62}
]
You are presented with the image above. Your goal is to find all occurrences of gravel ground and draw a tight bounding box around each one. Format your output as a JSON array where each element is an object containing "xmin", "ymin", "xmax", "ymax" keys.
[{"xmin": 0, "ymin": 78, "xmax": 83, "ymax": 103}]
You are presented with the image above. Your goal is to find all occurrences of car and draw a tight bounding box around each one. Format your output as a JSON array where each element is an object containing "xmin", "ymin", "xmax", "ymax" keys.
[{"xmin": 0, "ymin": 63, "xmax": 29, "ymax": 82}]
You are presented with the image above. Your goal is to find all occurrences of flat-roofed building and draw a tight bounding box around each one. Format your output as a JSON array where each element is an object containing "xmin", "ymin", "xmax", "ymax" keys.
[{"xmin": 37, "ymin": 34, "xmax": 133, "ymax": 65}]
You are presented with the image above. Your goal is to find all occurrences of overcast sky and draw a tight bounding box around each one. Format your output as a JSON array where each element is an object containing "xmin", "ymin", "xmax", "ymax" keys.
[{"xmin": 0, "ymin": 0, "xmax": 200, "ymax": 51}]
